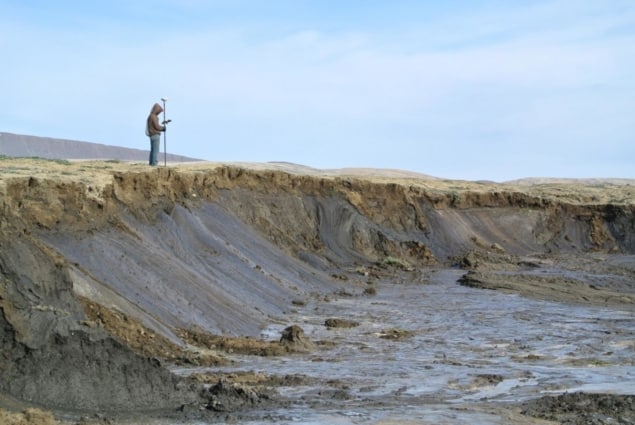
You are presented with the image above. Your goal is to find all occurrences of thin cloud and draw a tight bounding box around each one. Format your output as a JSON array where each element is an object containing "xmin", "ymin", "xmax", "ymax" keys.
[{"xmin": 1, "ymin": 1, "xmax": 633, "ymax": 180}]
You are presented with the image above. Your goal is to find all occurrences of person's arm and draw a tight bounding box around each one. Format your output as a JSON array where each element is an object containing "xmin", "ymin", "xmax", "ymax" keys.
[{"xmin": 150, "ymin": 114, "xmax": 165, "ymax": 132}]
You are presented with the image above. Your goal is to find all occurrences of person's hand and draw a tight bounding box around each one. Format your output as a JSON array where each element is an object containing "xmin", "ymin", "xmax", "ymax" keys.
[{"xmin": 162, "ymin": 119, "xmax": 172, "ymax": 125}]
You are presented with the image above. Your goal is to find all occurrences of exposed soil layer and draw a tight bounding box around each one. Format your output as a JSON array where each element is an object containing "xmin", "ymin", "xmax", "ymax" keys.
[
  {"xmin": 0, "ymin": 408, "xmax": 58, "ymax": 425},
  {"xmin": 0, "ymin": 158, "xmax": 633, "ymax": 421}
]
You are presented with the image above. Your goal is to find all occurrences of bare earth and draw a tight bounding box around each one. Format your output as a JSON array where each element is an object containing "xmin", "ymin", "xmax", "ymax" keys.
[{"xmin": 1, "ymin": 157, "xmax": 634, "ymax": 424}]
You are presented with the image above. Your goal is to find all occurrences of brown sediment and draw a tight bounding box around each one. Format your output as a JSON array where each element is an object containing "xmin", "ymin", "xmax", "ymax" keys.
[
  {"xmin": 177, "ymin": 325, "xmax": 314, "ymax": 357},
  {"xmin": 79, "ymin": 297, "xmax": 227, "ymax": 366},
  {"xmin": 0, "ymin": 408, "xmax": 59, "ymax": 425},
  {"xmin": 458, "ymin": 269, "xmax": 635, "ymax": 306}
]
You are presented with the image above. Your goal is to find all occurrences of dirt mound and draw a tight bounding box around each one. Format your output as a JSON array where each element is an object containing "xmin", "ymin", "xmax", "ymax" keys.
[
  {"xmin": 324, "ymin": 318, "xmax": 360, "ymax": 328},
  {"xmin": 179, "ymin": 326, "xmax": 314, "ymax": 357},
  {"xmin": 202, "ymin": 379, "xmax": 272, "ymax": 413},
  {"xmin": 458, "ymin": 266, "xmax": 635, "ymax": 306},
  {"xmin": 80, "ymin": 298, "xmax": 226, "ymax": 366},
  {"xmin": 521, "ymin": 392, "xmax": 635, "ymax": 424},
  {"xmin": 0, "ymin": 408, "xmax": 58, "ymax": 425},
  {"xmin": 279, "ymin": 325, "xmax": 315, "ymax": 352}
]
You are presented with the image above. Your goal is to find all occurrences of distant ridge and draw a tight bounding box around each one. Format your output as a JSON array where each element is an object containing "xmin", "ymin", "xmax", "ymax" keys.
[
  {"xmin": 0, "ymin": 132, "xmax": 201, "ymax": 162},
  {"xmin": 506, "ymin": 177, "xmax": 635, "ymax": 186}
]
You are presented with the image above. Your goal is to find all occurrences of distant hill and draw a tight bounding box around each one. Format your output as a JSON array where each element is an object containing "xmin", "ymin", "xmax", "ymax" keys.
[
  {"xmin": 507, "ymin": 177, "xmax": 635, "ymax": 186},
  {"xmin": 0, "ymin": 132, "xmax": 201, "ymax": 162}
]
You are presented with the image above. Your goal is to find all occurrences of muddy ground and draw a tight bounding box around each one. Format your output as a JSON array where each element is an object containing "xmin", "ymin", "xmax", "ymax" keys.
[
  {"xmin": 0, "ymin": 157, "xmax": 633, "ymax": 424},
  {"xmin": 457, "ymin": 251, "xmax": 635, "ymax": 306}
]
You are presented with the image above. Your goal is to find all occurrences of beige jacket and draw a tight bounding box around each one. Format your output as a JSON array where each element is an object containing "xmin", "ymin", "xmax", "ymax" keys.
[{"xmin": 146, "ymin": 103, "xmax": 165, "ymax": 136}]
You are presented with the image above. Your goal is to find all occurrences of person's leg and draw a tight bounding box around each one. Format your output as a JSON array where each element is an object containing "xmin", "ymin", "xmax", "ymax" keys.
[
  {"xmin": 148, "ymin": 140, "xmax": 153, "ymax": 165},
  {"xmin": 149, "ymin": 135, "xmax": 160, "ymax": 165}
]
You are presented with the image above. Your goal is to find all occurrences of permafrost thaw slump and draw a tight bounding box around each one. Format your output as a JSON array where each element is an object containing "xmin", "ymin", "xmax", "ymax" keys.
[{"xmin": 0, "ymin": 164, "xmax": 634, "ymax": 423}]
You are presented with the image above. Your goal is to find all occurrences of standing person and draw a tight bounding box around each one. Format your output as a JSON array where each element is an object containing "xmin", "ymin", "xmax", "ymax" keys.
[{"xmin": 146, "ymin": 102, "xmax": 166, "ymax": 166}]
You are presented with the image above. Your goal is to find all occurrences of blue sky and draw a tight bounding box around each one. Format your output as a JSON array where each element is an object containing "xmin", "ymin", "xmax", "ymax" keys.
[{"xmin": 2, "ymin": 0, "xmax": 634, "ymax": 181}]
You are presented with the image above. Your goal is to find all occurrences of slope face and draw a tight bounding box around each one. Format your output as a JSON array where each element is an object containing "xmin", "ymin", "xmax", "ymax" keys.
[
  {"xmin": 8, "ymin": 166, "xmax": 635, "ymax": 335},
  {"xmin": 0, "ymin": 224, "xmax": 198, "ymax": 411}
]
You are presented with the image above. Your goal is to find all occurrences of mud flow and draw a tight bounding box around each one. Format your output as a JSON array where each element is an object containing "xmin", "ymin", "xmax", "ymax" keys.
[{"xmin": 172, "ymin": 269, "xmax": 635, "ymax": 424}]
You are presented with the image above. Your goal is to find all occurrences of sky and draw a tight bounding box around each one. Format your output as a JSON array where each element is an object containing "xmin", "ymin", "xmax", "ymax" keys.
[{"xmin": 2, "ymin": 0, "xmax": 634, "ymax": 181}]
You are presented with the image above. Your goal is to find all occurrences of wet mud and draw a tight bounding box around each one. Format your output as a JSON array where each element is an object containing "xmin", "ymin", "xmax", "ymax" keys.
[
  {"xmin": 171, "ymin": 267, "xmax": 633, "ymax": 424},
  {"xmin": 521, "ymin": 393, "xmax": 635, "ymax": 424},
  {"xmin": 0, "ymin": 163, "xmax": 633, "ymax": 423}
]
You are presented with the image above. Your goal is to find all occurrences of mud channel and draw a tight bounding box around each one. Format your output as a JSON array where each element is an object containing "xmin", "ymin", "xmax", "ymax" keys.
[{"xmin": 165, "ymin": 269, "xmax": 635, "ymax": 424}]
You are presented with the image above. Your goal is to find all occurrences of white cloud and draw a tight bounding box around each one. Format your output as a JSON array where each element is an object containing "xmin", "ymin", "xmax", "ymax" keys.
[{"xmin": 1, "ymin": 1, "xmax": 634, "ymax": 179}]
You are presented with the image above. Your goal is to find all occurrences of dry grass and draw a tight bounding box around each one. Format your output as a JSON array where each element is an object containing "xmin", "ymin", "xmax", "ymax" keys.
[
  {"xmin": 0, "ymin": 408, "xmax": 58, "ymax": 425},
  {"xmin": 0, "ymin": 157, "xmax": 633, "ymax": 205}
]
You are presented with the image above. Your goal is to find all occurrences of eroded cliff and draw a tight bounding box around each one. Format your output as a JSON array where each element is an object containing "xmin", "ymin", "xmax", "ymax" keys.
[{"xmin": 0, "ymin": 162, "xmax": 633, "ymax": 413}]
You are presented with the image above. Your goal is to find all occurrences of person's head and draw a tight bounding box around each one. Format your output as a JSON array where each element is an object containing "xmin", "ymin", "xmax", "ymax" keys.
[{"xmin": 151, "ymin": 103, "xmax": 163, "ymax": 115}]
